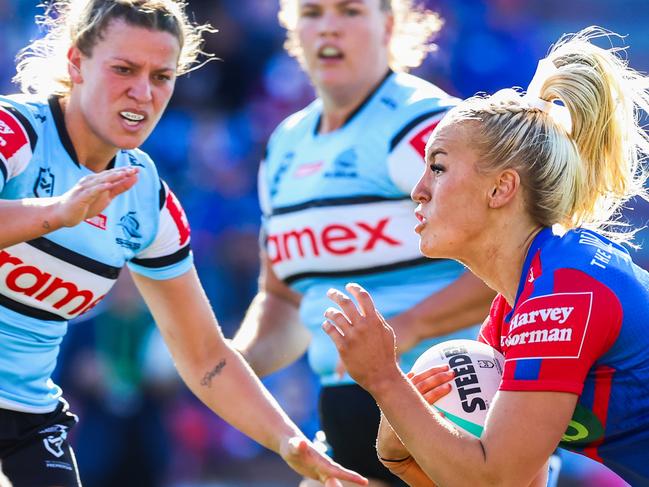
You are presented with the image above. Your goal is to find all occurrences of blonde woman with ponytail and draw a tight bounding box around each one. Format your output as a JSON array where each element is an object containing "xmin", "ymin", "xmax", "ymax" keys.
[
  {"xmin": 323, "ymin": 27, "xmax": 649, "ymax": 487},
  {"xmin": 0, "ymin": 2, "xmax": 368, "ymax": 486}
]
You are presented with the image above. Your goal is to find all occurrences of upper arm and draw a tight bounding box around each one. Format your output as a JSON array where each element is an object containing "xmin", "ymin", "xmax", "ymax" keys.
[
  {"xmin": 131, "ymin": 268, "xmax": 227, "ymax": 361},
  {"xmin": 387, "ymin": 108, "xmax": 449, "ymax": 194},
  {"xmin": 0, "ymin": 102, "xmax": 37, "ymax": 191}
]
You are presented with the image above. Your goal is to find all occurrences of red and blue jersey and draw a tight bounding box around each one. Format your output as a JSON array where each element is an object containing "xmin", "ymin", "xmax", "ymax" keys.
[{"xmin": 479, "ymin": 227, "xmax": 649, "ymax": 486}]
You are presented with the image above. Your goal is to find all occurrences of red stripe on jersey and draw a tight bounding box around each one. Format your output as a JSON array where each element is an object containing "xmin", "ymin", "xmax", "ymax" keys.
[
  {"xmin": 409, "ymin": 120, "xmax": 440, "ymax": 158},
  {"xmin": 583, "ymin": 365, "xmax": 615, "ymax": 462},
  {"xmin": 0, "ymin": 107, "xmax": 29, "ymax": 162},
  {"xmin": 165, "ymin": 191, "xmax": 190, "ymax": 246}
]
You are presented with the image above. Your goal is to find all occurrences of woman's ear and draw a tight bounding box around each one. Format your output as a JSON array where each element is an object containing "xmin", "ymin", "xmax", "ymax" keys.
[
  {"xmin": 67, "ymin": 46, "xmax": 83, "ymax": 84},
  {"xmin": 488, "ymin": 168, "xmax": 520, "ymax": 209},
  {"xmin": 383, "ymin": 11, "xmax": 394, "ymax": 45}
]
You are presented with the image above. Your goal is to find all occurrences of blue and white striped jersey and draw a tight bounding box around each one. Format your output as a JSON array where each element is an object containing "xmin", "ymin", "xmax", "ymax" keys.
[
  {"xmin": 0, "ymin": 94, "xmax": 192, "ymax": 412},
  {"xmin": 259, "ymin": 72, "xmax": 479, "ymax": 385}
]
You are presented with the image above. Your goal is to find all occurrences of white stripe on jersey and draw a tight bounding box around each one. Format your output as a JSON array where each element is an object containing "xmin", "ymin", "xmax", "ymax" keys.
[
  {"xmin": 267, "ymin": 199, "xmax": 422, "ymax": 280},
  {"xmin": 0, "ymin": 242, "xmax": 115, "ymax": 320}
]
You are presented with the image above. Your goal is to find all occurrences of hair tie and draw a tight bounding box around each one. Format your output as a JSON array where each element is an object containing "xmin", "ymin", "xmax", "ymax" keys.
[{"xmin": 522, "ymin": 58, "xmax": 572, "ymax": 133}]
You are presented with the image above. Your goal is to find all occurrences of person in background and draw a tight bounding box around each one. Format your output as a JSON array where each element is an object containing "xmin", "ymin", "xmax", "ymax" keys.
[
  {"xmin": 0, "ymin": 1, "xmax": 367, "ymax": 486},
  {"xmin": 324, "ymin": 27, "xmax": 649, "ymax": 487},
  {"xmin": 232, "ymin": 1, "xmax": 494, "ymax": 485}
]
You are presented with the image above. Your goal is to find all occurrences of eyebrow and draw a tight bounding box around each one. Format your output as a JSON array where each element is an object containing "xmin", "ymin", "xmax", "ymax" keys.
[
  {"xmin": 426, "ymin": 148, "xmax": 447, "ymax": 163},
  {"xmin": 110, "ymin": 57, "xmax": 175, "ymax": 72},
  {"xmin": 301, "ymin": 0, "xmax": 365, "ymax": 7}
]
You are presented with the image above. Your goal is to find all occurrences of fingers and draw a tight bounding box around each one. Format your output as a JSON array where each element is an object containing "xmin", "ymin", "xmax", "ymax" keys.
[
  {"xmin": 322, "ymin": 320, "xmax": 345, "ymax": 350},
  {"xmin": 293, "ymin": 438, "xmax": 369, "ymax": 486},
  {"xmin": 409, "ymin": 365, "xmax": 455, "ymax": 405},
  {"xmin": 80, "ymin": 166, "xmax": 138, "ymax": 186},
  {"xmin": 74, "ymin": 167, "xmax": 138, "ymax": 197},
  {"xmin": 101, "ymin": 166, "xmax": 138, "ymax": 183},
  {"xmin": 326, "ymin": 288, "xmax": 362, "ymax": 322},
  {"xmin": 323, "ymin": 305, "xmax": 351, "ymax": 336},
  {"xmin": 410, "ymin": 364, "xmax": 452, "ymax": 385},
  {"xmin": 107, "ymin": 172, "xmax": 139, "ymax": 197},
  {"xmin": 344, "ymin": 283, "xmax": 376, "ymax": 318}
]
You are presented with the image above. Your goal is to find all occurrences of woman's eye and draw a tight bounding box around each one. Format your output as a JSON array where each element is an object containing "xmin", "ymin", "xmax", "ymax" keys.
[{"xmin": 300, "ymin": 9, "xmax": 319, "ymax": 18}]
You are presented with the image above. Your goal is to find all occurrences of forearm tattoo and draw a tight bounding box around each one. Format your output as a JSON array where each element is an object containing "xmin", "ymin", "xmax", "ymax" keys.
[
  {"xmin": 42, "ymin": 220, "xmax": 51, "ymax": 230},
  {"xmin": 200, "ymin": 359, "xmax": 227, "ymax": 387}
]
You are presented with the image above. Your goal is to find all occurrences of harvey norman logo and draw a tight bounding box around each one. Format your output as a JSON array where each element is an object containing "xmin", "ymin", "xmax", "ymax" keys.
[
  {"xmin": 502, "ymin": 292, "xmax": 592, "ymax": 359},
  {"xmin": 509, "ymin": 306, "xmax": 574, "ymax": 331}
]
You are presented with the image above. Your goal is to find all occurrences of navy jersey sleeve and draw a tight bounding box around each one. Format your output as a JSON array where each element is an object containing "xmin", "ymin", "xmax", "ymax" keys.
[{"xmin": 128, "ymin": 179, "xmax": 193, "ymax": 280}]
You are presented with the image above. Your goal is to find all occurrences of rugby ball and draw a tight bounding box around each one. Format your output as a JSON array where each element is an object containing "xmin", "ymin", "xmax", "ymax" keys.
[{"xmin": 410, "ymin": 339, "xmax": 504, "ymax": 438}]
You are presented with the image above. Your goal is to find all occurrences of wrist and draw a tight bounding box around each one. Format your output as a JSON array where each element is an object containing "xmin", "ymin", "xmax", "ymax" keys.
[
  {"xmin": 29, "ymin": 197, "xmax": 66, "ymax": 231},
  {"xmin": 365, "ymin": 364, "xmax": 406, "ymax": 399}
]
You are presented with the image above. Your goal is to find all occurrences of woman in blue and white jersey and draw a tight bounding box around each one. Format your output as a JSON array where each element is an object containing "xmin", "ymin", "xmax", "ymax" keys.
[
  {"xmin": 232, "ymin": 1, "xmax": 495, "ymax": 486},
  {"xmin": 0, "ymin": 1, "xmax": 367, "ymax": 486}
]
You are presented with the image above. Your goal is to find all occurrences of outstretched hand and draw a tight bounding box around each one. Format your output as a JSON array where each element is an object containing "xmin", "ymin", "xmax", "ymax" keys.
[
  {"xmin": 280, "ymin": 436, "xmax": 368, "ymax": 486},
  {"xmin": 55, "ymin": 166, "xmax": 139, "ymax": 227},
  {"xmin": 323, "ymin": 283, "xmax": 400, "ymax": 393}
]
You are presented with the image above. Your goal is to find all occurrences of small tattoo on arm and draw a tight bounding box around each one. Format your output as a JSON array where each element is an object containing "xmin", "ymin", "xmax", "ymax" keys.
[
  {"xmin": 42, "ymin": 220, "xmax": 51, "ymax": 230},
  {"xmin": 200, "ymin": 359, "xmax": 227, "ymax": 388}
]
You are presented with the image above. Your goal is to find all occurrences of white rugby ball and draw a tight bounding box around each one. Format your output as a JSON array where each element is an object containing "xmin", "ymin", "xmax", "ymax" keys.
[{"xmin": 410, "ymin": 339, "xmax": 504, "ymax": 438}]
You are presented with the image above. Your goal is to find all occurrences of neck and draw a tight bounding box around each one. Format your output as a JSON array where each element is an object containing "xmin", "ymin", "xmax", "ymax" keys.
[
  {"xmin": 60, "ymin": 96, "xmax": 117, "ymax": 172},
  {"xmin": 461, "ymin": 217, "xmax": 543, "ymax": 306},
  {"xmin": 317, "ymin": 69, "xmax": 389, "ymax": 134}
]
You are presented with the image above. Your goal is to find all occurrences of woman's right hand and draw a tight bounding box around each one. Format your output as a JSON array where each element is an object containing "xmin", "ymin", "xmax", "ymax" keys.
[{"xmin": 55, "ymin": 166, "xmax": 138, "ymax": 227}]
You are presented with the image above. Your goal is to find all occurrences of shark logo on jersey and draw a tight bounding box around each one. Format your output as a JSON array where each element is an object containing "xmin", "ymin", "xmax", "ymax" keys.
[
  {"xmin": 40, "ymin": 424, "xmax": 68, "ymax": 458},
  {"xmin": 324, "ymin": 148, "xmax": 358, "ymax": 179},
  {"xmin": 116, "ymin": 211, "xmax": 142, "ymax": 250},
  {"xmin": 33, "ymin": 167, "xmax": 55, "ymax": 197}
]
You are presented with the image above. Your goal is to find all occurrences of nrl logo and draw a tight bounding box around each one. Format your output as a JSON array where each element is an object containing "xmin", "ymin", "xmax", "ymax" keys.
[
  {"xmin": 34, "ymin": 167, "xmax": 55, "ymax": 198},
  {"xmin": 40, "ymin": 424, "xmax": 68, "ymax": 458}
]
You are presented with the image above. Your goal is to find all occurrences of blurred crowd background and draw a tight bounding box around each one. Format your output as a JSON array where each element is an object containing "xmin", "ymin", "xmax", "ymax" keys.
[{"xmin": 1, "ymin": 1, "xmax": 648, "ymax": 486}]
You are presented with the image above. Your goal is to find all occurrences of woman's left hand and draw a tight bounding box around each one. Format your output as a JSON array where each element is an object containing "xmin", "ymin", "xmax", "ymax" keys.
[
  {"xmin": 280, "ymin": 436, "xmax": 368, "ymax": 486},
  {"xmin": 323, "ymin": 283, "xmax": 401, "ymax": 392}
]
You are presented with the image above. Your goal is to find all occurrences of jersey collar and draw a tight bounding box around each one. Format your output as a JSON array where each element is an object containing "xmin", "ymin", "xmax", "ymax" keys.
[
  {"xmin": 48, "ymin": 95, "xmax": 116, "ymax": 170},
  {"xmin": 314, "ymin": 70, "xmax": 394, "ymax": 136}
]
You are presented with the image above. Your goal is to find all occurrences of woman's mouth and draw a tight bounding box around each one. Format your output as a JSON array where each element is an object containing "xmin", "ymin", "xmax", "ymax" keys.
[
  {"xmin": 119, "ymin": 110, "xmax": 146, "ymax": 129},
  {"xmin": 414, "ymin": 211, "xmax": 427, "ymax": 233}
]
